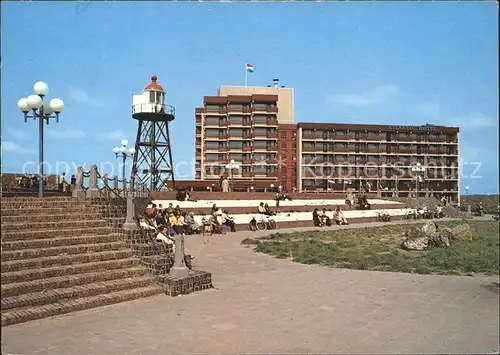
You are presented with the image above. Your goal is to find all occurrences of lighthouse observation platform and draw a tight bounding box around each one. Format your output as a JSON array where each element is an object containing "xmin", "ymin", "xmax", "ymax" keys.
[{"xmin": 132, "ymin": 103, "xmax": 175, "ymax": 122}]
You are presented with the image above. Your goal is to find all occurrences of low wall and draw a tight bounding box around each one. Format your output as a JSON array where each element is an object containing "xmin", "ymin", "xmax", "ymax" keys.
[{"xmin": 152, "ymin": 191, "xmax": 378, "ymax": 201}]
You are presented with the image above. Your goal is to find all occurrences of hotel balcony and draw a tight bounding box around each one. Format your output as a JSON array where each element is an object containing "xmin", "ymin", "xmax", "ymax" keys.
[
  {"xmin": 266, "ymin": 118, "xmax": 279, "ymax": 126},
  {"xmin": 219, "ymin": 121, "xmax": 229, "ymax": 127},
  {"xmin": 204, "ymin": 135, "xmax": 221, "ymax": 141},
  {"xmin": 218, "ymin": 147, "xmax": 228, "ymax": 152},
  {"xmin": 302, "ymin": 147, "xmax": 317, "ymax": 153},
  {"xmin": 242, "ymin": 171, "xmax": 253, "ymax": 177},
  {"xmin": 266, "ymin": 159, "xmax": 279, "ymax": 164},
  {"xmin": 243, "ymin": 146, "xmax": 252, "ymax": 152},
  {"xmin": 195, "ymin": 117, "xmax": 202, "ymax": 125},
  {"xmin": 334, "ymin": 147, "xmax": 350, "ymax": 153},
  {"xmin": 218, "ymin": 134, "xmax": 228, "ymax": 140},
  {"xmin": 362, "ymin": 136, "xmax": 385, "ymax": 141},
  {"xmin": 242, "ymin": 159, "xmax": 253, "ymax": 165}
]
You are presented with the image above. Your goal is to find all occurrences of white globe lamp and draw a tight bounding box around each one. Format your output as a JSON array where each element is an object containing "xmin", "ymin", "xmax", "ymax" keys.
[
  {"xmin": 129, "ymin": 147, "xmax": 136, "ymax": 154},
  {"xmin": 27, "ymin": 95, "xmax": 43, "ymax": 110},
  {"xmin": 121, "ymin": 139, "xmax": 128, "ymax": 147},
  {"xmin": 42, "ymin": 103, "xmax": 54, "ymax": 116},
  {"xmin": 17, "ymin": 98, "xmax": 30, "ymax": 112},
  {"xmin": 33, "ymin": 81, "xmax": 49, "ymax": 96},
  {"xmin": 49, "ymin": 98, "xmax": 64, "ymax": 113},
  {"xmin": 113, "ymin": 147, "xmax": 120, "ymax": 154}
]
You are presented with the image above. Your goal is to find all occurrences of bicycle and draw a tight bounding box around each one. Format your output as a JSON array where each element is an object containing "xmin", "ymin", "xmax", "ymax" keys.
[
  {"xmin": 376, "ymin": 212, "xmax": 391, "ymax": 222},
  {"xmin": 249, "ymin": 215, "xmax": 277, "ymax": 231}
]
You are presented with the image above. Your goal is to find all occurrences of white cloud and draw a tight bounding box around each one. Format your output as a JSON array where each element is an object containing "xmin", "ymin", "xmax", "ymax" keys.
[
  {"xmin": 328, "ymin": 84, "xmax": 401, "ymax": 107},
  {"xmin": 101, "ymin": 129, "xmax": 127, "ymax": 140},
  {"xmin": 1, "ymin": 140, "xmax": 35, "ymax": 155},
  {"xmin": 47, "ymin": 129, "xmax": 86, "ymax": 139},
  {"xmin": 69, "ymin": 87, "xmax": 98, "ymax": 107},
  {"xmin": 6, "ymin": 128, "xmax": 27, "ymax": 140},
  {"xmin": 450, "ymin": 112, "xmax": 495, "ymax": 130}
]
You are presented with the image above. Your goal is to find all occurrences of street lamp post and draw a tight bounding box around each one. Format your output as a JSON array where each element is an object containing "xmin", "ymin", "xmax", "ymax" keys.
[
  {"xmin": 225, "ymin": 159, "xmax": 240, "ymax": 192},
  {"xmin": 411, "ymin": 163, "xmax": 426, "ymax": 204},
  {"xmin": 465, "ymin": 185, "xmax": 470, "ymax": 215},
  {"xmin": 113, "ymin": 139, "xmax": 135, "ymax": 192},
  {"xmin": 17, "ymin": 82, "xmax": 64, "ymax": 197}
]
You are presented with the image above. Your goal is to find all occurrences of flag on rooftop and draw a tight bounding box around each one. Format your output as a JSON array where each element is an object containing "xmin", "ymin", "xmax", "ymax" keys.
[{"xmin": 246, "ymin": 63, "xmax": 254, "ymax": 73}]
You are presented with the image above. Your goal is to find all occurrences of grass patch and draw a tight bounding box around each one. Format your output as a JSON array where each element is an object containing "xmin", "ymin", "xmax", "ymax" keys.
[{"xmin": 246, "ymin": 221, "xmax": 499, "ymax": 276}]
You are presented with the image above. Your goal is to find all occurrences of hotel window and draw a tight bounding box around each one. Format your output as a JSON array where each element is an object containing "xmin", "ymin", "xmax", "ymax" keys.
[
  {"xmin": 205, "ymin": 129, "xmax": 219, "ymax": 137},
  {"xmin": 254, "ymin": 141, "xmax": 266, "ymax": 149},
  {"xmin": 253, "ymin": 128, "xmax": 267, "ymax": 136},
  {"xmin": 205, "ymin": 117, "xmax": 219, "ymax": 125},
  {"xmin": 229, "ymin": 115, "xmax": 243, "ymax": 124},
  {"xmin": 229, "ymin": 154, "xmax": 243, "ymax": 161},
  {"xmin": 205, "ymin": 105, "xmax": 220, "ymax": 112},
  {"xmin": 253, "ymin": 115, "xmax": 267, "ymax": 124},
  {"xmin": 205, "ymin": 142, "xmax": 218, "ymax": 149},
  {"xmin": 228, "ymin": 141, "xmax": 243, "ymax": 149},
  {"xmin": 303, "ymin": 129, "xmax": 315, "ymax": 137},
  {"xmin": 253, "ymin": 103, "xmax": 267, "ymax": 111},
  {"xmin": 229, "ymin": 104, "xmax": 243, "ymax": 111},
  {"xmin": 398, "ymin": 132, "xmax": 408, "ymax": 140},
  {"xmin": 303, "ymin": 179, "xmax": 314, "ymax": 187},
  {"xmin": 303, "ymin": 142, "xmax": 315, "ymax": 150},
  {"xmin": 253, "ymin": 166, "xmax": 267, "ymax": 174},
  {"xmin": 205, "ymin": 154, "xmax": 218, "ymax": 161},
  {"xmin": 266, "ymin": 166, "xmax": 277, "ymax": 173},
  {"xmin": 266, "ymin": 153, "xmax": 277, "ymax": 160},
  {"xmin": 242, "ymin": 166, "xmax": 252, "ymax": 173},
  {"xmin": 229, "ymin": 128, "xmax": 243, "ymax": 137}
]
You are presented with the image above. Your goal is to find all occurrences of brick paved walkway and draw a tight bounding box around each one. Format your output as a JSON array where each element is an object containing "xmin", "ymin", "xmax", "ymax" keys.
[{"xmin": 3, "ymin": 218, "xmax": 499, "ymax": 354}]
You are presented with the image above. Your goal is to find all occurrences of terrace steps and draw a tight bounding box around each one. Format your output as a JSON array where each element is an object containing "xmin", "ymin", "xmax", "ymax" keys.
[{"xmin": 1, "ymin": 197, "xmax": 163, "ymax": 326}]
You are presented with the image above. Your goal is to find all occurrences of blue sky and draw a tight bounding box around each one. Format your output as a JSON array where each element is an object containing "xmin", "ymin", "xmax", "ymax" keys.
[{"xmin": 1, "ymin": 1, "xmax": 498, "ymax": 194}]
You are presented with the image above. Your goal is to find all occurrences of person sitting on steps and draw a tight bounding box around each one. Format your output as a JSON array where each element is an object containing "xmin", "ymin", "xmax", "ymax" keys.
[
  {"xmin": 258, "ymin": 202, "xmax": 274, "ymax": 216},
  {"xmin": 332, "ymin": 206, "xmax": 349, "ymax": 225},
  {"xmin": 313, "ymin": 208, "xmax": 324, "ymax": 227},
  {"xmin": 356, "ymin": 193, "xmax": 371, "ymax": 210},
  {"xmin": 321, "ymin": 208, "xmax": 331, "ymax": 226},
  {"xmin": 264, "ymin": 203, "xmax": 275, "ymax": 216}
]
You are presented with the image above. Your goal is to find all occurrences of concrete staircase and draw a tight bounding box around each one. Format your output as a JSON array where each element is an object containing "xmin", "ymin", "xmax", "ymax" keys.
[{"xmin": 1, "ymin": 197, "xmax": 163, "ymax": 326}]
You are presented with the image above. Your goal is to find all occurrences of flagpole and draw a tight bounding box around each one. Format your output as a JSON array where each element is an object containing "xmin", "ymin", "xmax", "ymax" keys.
[{"xmin": 245, "ymin": 66, "xmax": 248, "ymax": 87}]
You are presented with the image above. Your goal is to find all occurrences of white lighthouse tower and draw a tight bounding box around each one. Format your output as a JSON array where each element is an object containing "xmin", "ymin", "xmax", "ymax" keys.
[{"xmin": 131, "ymin": 75, "xmax": 176, "ymax": 191}]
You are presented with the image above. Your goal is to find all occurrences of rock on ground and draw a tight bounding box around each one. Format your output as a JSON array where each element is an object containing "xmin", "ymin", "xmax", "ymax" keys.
[
  {"xmin": 452, "ymin": 224, "xmax": 473, "ymax": 241},
  {"xmin": 401, "ymin": 222, "xmax": 473, "ymax": 251}
]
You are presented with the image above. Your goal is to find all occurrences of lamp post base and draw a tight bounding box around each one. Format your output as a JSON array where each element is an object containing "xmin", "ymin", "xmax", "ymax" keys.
[
  {"xmin": 169, "ymin": 266, "xmax": 190, "ymax": 279},
  {"xmin": 123, "ymin": 195, "xmax": 139, "ymax": 231}
]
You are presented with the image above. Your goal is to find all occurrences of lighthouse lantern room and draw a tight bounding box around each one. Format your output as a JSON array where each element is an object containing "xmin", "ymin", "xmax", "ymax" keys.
[{"xmin": 132, "ymin": 75, "xmax": 174, "ymax": 121}]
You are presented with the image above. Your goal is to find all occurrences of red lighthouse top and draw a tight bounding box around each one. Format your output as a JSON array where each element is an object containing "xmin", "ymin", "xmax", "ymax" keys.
[{"xmin": 144, "ymin": 75, "xmax": 164, "ymax": 92}]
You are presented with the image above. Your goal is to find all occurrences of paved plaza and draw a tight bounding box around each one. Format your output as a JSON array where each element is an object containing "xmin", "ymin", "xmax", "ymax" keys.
[{"xmin": 2, "ymin": 220, "xmax": 499, "ymax": 354}]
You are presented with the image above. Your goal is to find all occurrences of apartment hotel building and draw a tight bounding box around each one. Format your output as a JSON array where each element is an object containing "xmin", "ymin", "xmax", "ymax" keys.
[{"xmin": 194, "ymin": 82, "xmax": 460, "ymax": 201}]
